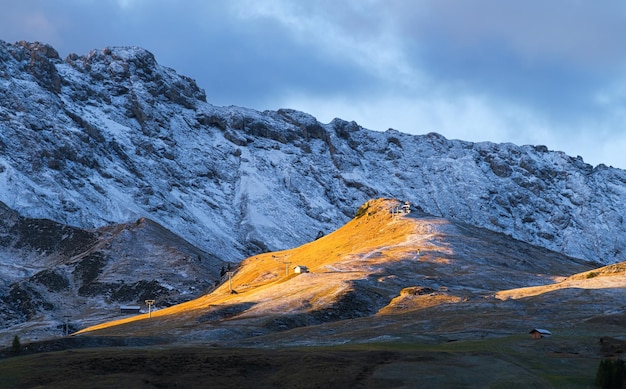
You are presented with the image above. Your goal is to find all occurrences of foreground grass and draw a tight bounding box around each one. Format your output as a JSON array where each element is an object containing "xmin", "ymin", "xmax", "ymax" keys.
[{"xmin": 0, "ymin": 334, "xmax": 601, "ymax": 389}]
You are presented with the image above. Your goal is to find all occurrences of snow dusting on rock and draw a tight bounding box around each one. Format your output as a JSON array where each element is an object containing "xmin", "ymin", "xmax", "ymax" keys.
[{"xmin": 1, "ymin": 39, "xmax": 626, "ymax": 268}]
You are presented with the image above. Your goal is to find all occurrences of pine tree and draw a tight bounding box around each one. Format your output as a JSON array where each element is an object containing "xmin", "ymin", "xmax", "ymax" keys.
[
  {"xmin": 11, "ymin": 335, "xmax": 21, "ymax": 354},
  {"xmin": 596, "ymin": 358, "xmax": 626, "ymax": 389}
]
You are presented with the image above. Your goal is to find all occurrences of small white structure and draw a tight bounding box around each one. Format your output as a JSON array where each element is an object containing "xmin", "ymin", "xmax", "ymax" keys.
[
  {"xmin": 120, "ymin": 305, "xmax": 141, "ymax": 314},
  {"xmin": 293, "ymin": 265, "xmax": 309, "ymax": 274}
]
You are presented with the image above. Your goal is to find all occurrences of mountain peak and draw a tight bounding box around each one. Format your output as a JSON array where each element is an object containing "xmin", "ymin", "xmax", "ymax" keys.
[
  {"xmin": 2, "ymin": 41, "xmax": 626, "ymax": 268},
  {"xmin": 1, "ymin": 40, "xmax": 62, "ymax": 93},
  {"xmin": 67, "ymin": 45, "xmax": 158, "ymax": 76},
  {"xmin": 13, "ymin": 40, "xmax": 61, "ymax": 60}
]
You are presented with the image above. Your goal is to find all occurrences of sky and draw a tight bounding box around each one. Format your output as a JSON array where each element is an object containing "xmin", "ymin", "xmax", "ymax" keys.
[{"xmin": 1, "ymin": 0, "xmax": 626, "ymax": 168}]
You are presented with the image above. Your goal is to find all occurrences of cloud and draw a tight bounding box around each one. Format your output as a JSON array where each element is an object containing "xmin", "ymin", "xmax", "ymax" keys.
[
  {"xmin": 280, "ymin": 87, "xmax": 626, "ymax": 169},
  {"xmin": 232, "ymin": 0, "xmax": 426, "ymax": 87},
  {"xmin": 1, "ymin": 1, "xmax": 626, "ymax": 168},
  {"xmin": 393, "ymin": 0, "xmax": 626, "ymax": 69},
  {"xmin": 0, "ymin": 4, "xmax": 62, "ymax": 45},
  {"xmin": 264, "ymin": 0, "xmax": 626, "ymax": 168}
]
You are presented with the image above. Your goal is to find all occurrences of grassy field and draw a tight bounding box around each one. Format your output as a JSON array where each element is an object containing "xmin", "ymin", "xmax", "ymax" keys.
[{"xmin": 0, "ymin": 334, "xmax": 602, "ymax": 388}]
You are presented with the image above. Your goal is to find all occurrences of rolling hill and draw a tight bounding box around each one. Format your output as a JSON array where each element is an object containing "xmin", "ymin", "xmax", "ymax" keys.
[
  {"xmin": 75, "ymin": 198, "xmax": 612, "ymax": 346},
  {"xmin": 10, "ymin": 198, "xmax": 613, "ymax": 387}
]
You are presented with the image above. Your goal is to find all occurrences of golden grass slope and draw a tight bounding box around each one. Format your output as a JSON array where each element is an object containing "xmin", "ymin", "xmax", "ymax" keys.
[
  {"xmin": 495, "ymin": 262, "xmax": 626, "ymax": 300},
  {"xmin": 74, "ymin": 198, "xmax": 447, "ymax": 334},
  {"xmin": 75, "ymin": 198, "xmax": 601, "ymax": 338}
]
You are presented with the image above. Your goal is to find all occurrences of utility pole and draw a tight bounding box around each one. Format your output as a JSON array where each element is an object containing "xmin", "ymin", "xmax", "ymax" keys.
[
  {"xmin": 227, "ymin": 271, "xmax": 234, "ymax": 293},
  {"xmin": 145, "ymin": 299, "xmax": 155, "ymax": 318},
  {"xmin": 272, "ymin": 255, "xmax": 291, "ymax": 278},
  {"xmin": 63, "ymin": 315, "xmax": 71, "ymax": 336}
]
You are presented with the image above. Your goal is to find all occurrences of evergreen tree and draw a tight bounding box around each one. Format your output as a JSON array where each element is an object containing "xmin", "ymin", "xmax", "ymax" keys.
[
  {"xmin": 596, "ymin": 358, "xmax": 626, "ymax": 389},
  {"xmin": 11, "ymin": 335, "xmax": 21, "ymax": 354}
]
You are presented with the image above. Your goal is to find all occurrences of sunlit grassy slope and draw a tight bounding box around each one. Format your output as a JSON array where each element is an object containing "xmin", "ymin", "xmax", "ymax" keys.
[
  {"xmin": 496, "ymin": 262, "xmax": 626, "ymax": 300},
  {"xmin": 75, "ymin": 198, "xmax": 602, "ymax": 339},
  {"xmin": 76, "ymin": 199, "xmax": 420, "ymax": 333}
]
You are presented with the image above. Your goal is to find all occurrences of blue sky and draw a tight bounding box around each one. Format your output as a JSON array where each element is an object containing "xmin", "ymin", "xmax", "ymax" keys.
[{"xmin": 2, "ymin": 0, "xmax": 626, "ymax": 168}]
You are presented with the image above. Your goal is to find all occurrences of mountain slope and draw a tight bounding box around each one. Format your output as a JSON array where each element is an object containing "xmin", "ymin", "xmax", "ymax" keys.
[
  {"xmin": 75, "ymin": 199, "xmax": 600, "ymax": 344},
  {"xmin": 1, "ymin": 40, "xmax": 626, "ymax": 266},
  {"xmin": 0, "ymin": 201, "xmax": 226, "ymax": 344},
  {"xmin": 496, "ymin": 262, "xmax": 626, "ymax": 300}
]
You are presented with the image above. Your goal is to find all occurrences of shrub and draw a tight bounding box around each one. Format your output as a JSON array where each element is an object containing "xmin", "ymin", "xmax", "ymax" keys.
[
  {"xmin": 596, "ymin": 358, "xmax": 626, "ymax": 388},
  {"xmin": 355, "ymin": 202, "xmax": 370, "ymax": 219},
  {"xmin": 11, "ymin": 335, "xmax": 21, "ymax": 354},
  {"xmin": 586, "ymin": 272, "xmax": 599, "ymax": 279}
]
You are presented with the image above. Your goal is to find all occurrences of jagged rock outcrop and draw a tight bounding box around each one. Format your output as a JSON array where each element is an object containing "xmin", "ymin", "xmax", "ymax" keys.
[{"xmin": 1, "ymin": 39, "xmax": 626, "ymax": 267}]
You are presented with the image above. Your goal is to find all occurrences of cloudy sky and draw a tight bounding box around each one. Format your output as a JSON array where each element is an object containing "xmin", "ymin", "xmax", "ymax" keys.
[{"xmin": 2, "ymin": 1, "xmax": 626, "ymax": 168}]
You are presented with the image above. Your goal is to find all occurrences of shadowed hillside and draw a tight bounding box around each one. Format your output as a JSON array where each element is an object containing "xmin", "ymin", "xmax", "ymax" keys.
[{"xmin": 0, "ymin": 203, "xmax": 226, "ymax": 345}]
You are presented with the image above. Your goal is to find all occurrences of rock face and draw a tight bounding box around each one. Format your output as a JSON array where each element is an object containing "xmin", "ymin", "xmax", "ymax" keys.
[{"xmin": 1, "ymin": 39, "xmax": 626, "ymax": 268}]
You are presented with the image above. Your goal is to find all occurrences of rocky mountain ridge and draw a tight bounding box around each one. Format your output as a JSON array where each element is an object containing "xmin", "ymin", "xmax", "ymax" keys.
[{"xmin": 1, "ymin": 40, "xmax": 625, "ymax": 265}]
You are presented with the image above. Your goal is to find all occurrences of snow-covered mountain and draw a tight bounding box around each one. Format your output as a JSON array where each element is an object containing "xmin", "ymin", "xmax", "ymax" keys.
[{"xmin": 1, "ymin": 40, "xmax": 626, "ymax": 266}]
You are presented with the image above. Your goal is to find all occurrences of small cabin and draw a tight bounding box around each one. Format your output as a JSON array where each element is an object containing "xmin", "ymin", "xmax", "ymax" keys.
[
  {"xmin": 529, "ymin": 328, "xmax": 552, "ymax": 339},
  {"xmin": 293, "ymin": 265, "xmax": 309, "ymax": 274},
  {"xmin": 120, "ymin": 305, "xmax": 141, "ymax": 314}
]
